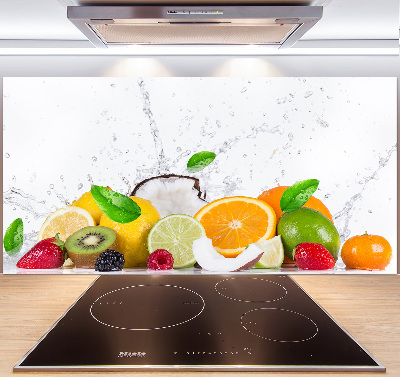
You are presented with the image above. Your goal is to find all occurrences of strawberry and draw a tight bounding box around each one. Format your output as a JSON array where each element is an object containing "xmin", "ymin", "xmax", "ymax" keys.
[
  {"xmin": 294, "ymin": 242, "xmax": 335, "ymax": 270},
  {"xmin": 16, "ymin": 233, "xmax": 66, "ymax": 269}
]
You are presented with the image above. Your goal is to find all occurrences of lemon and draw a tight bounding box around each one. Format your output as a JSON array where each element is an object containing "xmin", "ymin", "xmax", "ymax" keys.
[
  {"xmin": 99, "ymin": 197, "xmax": 160, "ymax": 267},
  {"xmin": 277, "ymin": 207, "xmax": 340, "ymax": 261},
  {"xmin": 253, "ymin": 235, "xmax": 285, "ymax": 268},
  {"xmin": 148, "ymin": 214, "xmax": 206, "ymax": 268},
  {"xmin": 72, "ymin": 190, "xmax": 105, "ymax": 224},
  {"xmin": 38, "ymin": 206, "xmax": 95, "ymax": 241}
]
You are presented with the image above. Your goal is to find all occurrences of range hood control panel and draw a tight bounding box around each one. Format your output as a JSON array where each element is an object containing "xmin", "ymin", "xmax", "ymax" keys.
[{"xmin": 167, "ymin": 10, "xmax": 223, "ymax": 15}]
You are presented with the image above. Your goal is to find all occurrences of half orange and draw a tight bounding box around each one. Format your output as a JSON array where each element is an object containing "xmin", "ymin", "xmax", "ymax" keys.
[{"xmin": 194, "ymin": 196, "xmax": 276, "ymax": 257}]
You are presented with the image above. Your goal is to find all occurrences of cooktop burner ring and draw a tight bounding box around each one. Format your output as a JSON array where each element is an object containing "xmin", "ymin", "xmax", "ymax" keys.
[
  {"xmin": 89, "ymin": 284, "xmax": 205, "ymax": 331},
  {"xmin": 215, "ymin": 277, "xmax": 287, "ymax": 303},
  {"xmin": 241, "ymin": 307, "xmax": 319, "ymax": 343}
]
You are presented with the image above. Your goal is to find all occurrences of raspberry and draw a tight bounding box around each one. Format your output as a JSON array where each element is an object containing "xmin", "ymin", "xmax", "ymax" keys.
[
  {"xmin": 147, "ymin": 249, "xmax": 174, "ymax": 270},
  {"xmin": 294, "ymin": 243, "xmax": 335, "ymax": 270},
  {"xmin": 94, "ymin": 249, "xmax": 125, "ymax": 272}
]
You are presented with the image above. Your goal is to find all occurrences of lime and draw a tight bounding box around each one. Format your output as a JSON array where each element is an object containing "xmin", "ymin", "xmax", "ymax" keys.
[
  {"xmin": 147, "ymin": 214, "xmax": 206, "ymax": 268},
  {"xmin": 277, "ymin": 207, "xmax": 340, "ymax": 261},
  {"xmin": 253, "ymin": 235, "xmax": 285, "ymax": 269}
]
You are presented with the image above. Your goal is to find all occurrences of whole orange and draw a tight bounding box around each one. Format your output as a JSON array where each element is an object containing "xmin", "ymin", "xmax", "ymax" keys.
[
  {"xmin": 341, "ymin": 233, "xmax": 392, "ymax": 270},
  {"xmin": 258, "ymin": 186, "xmax": 333, "ymax": 222}
]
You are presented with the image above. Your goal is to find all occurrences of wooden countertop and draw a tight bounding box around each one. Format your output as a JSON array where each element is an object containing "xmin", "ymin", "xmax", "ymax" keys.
[{"xmin": 1, "ymin": 274, "xmax": 399, "ymax": 376}]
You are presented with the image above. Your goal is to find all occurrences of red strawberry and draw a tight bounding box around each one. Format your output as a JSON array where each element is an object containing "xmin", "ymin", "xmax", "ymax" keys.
[
  {"xmin": 294, "ymin": 242, "xmax": 335, "ymax": 270},
  {"xmin": 16, "ymin": 234, "xmax": 65, "ymax": 269}
]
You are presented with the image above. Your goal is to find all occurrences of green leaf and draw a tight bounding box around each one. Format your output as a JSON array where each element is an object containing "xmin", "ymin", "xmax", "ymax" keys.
[
  {"xmin": 91, "ymin": 185, "xmax": 141, "ymax": 224},
  {"xmin": 280, "ymin": 179, "xmax": 320, "ymax": 213},
  {"xmin": 187, "ymin": 151, "xmax": 216, "ymax": 173},
  {"xmin": 3, "ymin": 218, "xmax": 24, "ymax": 256}
]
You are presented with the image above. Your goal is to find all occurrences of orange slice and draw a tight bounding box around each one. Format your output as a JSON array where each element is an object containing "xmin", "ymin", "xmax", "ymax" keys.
[
  {"xmin": 38, "ymin": 206, "xmax": 95, "ymax": 242},
  {"xmin": 194, "ymin": 196, "xmax": 277, "ymax": 257}
]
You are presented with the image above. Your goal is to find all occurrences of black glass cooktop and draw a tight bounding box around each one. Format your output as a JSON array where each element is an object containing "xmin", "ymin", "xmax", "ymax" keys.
[{"xmin": 14, "ymin": 275, "xmax": 384, "ymax": 372}]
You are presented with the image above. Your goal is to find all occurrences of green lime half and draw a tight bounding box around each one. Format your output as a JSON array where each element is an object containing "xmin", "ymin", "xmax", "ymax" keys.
[
  {"xmin": 147, "ymin": 214, "xmax": 206, "ymax": 268},
  {"xmin": 253, "ymin": 235, "xmax": 285, "ymax": 269}
]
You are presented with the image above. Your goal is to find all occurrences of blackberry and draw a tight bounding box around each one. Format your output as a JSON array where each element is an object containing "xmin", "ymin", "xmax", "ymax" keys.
[{"xmin": 94, "ymin": 249, "xmax": 125, "ymax": 272}]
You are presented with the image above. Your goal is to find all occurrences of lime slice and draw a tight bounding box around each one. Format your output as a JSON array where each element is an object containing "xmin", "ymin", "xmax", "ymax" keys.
[
  {"xmin": 147, "ymin": 214, "xmax": 206, "ymax": 268},
  {"xmin": 253, "ymin": 235, "xmax": 285, "ymax": 268}
]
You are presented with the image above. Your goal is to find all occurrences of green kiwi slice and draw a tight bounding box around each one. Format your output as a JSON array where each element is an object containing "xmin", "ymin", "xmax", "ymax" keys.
[{"xmin": 65, "ymin": 226, "xmax": 117, "ymax": 268}]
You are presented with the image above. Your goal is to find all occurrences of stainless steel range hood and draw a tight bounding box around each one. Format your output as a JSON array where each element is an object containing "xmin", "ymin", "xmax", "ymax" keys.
[{"xmin": 67, "ymin": 5, "xmax": 322, "ymax": 48}]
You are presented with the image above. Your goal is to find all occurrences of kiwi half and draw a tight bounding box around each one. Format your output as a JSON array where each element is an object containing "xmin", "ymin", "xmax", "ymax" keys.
[{"xmin": 65, "ymin": 226, "xmax": 117, "ymax": 268}]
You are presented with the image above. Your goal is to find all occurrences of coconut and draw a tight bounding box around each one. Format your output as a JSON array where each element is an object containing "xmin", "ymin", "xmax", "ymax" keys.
[
  {"xmin": 192, "ymin": 236, "xmax": 264, "ymax": 272},
  {"xmin": 131, "ymin": 174, "xmax": 207, "ymax": 218}
]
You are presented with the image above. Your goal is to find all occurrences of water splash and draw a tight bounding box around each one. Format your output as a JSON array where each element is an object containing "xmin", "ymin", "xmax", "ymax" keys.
[
  {"xmin": 217, "ymin": 123, "xmax": 284, "ymax": 154},
  {"xmin": 3, "ymin": 188, "xmax": 51, "ymax": 220},
  {"xmin": 333, "ymin": 144, "xmax": 397, "ymax": 241},
  {"xmin": 137, "ymin": 79, "xmax": 169, "ymax": 175}
]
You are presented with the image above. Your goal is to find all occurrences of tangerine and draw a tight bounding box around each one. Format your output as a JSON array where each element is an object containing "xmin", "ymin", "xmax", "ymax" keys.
[
  {"xmin": 341, "ymin": 232, "xmax": 392, "ymax": 270},
  {"xmin": 194, "ymin": 196, "xmax": 276, "ymax": 257},
  {"xmin": 258, "ymin": 186, "xmax": 333, "ymax": 222}
]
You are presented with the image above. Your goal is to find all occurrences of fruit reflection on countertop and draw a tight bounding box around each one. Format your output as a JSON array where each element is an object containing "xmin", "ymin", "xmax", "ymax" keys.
[
  {"xmin": 99, "ymin": 197, "xmax": 160, "ymax": 268},
  {"xmin": 341, "ymin": 232, "xmax": 392, "ymax": 270}
]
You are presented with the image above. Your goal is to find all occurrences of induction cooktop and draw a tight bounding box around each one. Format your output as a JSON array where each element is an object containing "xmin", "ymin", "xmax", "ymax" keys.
[{"xmin": 14, "ymin": 274, "xmax": 384, "ymax": 372}]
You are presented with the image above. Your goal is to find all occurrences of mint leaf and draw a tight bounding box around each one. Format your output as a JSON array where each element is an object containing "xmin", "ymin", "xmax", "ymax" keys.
[
  {"xmin": 91, "ymin": 185, "xmax": 141, "ymax": 224},
  {"xmin": 187, "ymin": 151, "xmax": 216, "ymax": 173},
  {"xmin": 280, "ymin": 179, "xmax": 320, "ymax": 213},
  {"xmin": 3, "ymin": 218, "xmax": 24, "ymax": 256}
]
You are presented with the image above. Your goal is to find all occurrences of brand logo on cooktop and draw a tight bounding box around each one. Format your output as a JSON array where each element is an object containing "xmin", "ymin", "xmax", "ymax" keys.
[{"xmin": 118, "ymin": 351, "xmax": 146, "ymax": 358}]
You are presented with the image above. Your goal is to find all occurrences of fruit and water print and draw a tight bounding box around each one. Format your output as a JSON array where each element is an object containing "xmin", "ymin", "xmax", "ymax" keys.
[
  {"xmin": 3, "ymin": 77, "xmax": 396, "ymax": 273},
  {"xmin": 5, "ymin": 174, "xmax": 393, "ymax": 273}
]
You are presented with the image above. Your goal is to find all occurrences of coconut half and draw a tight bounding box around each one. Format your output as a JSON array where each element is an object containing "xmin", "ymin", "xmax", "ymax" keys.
[
  {"xmin": 192, "ymin": 236, "xmax": 264, "ymax": 272},
  {"xmin": 131, "ymin": 175, "xmax": 207, "ymax": 218}
]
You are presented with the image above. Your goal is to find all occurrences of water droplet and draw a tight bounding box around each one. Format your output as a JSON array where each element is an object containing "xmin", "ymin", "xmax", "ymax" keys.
[
  {"xmin": 304, "ymin": 91, "xmax": 313, "ymax": 98},
  {"xmin": 77, "ymin": 183, "xmax": 83, "ymax": 190},
  {"xmin": 317, "ymin": 118, "xmax": 329, "ymax": 128},
  {"xmin": 243, "ymin": 154, "xmax": 247, "ymax": 158},
  {"xmin": 60, "ymin": 175, "xmax": 64, "ymax": 182},
  {"xmin": 240, "ymin": 87, "xmax": 247, "ymax": 93},
  {"xmin": 49, "ymin": 184, "xmax": 54, "ymax": 189},
  {"xmin": 47, "ymin": 191, "xmax": 51, "ymax": 195},
  {"xmin": 5, "ymin": 153, "xmax": 10, "ymax": 158}
]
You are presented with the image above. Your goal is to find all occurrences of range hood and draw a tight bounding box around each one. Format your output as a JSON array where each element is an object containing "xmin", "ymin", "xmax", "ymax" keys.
[{"xmin": 67, "ymin": 5, "xmax": 322, "ymax": 48}]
